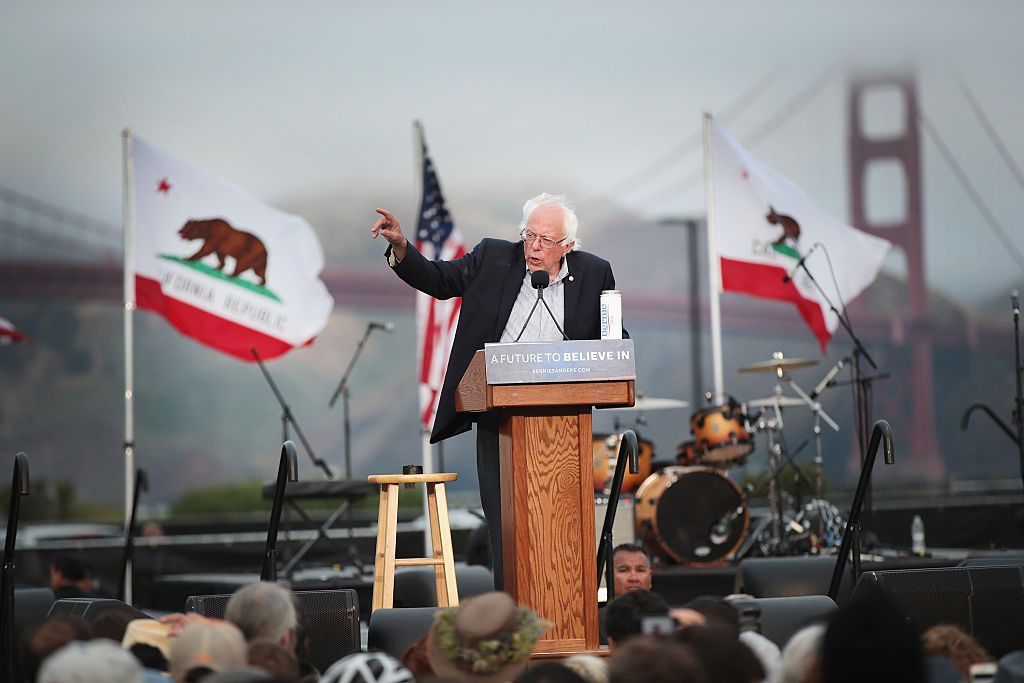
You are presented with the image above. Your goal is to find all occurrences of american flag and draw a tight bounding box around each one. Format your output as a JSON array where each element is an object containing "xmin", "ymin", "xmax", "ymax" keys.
[{"xmin": 415, "ymin": 133, "xmax": 465, "ymax": 431}]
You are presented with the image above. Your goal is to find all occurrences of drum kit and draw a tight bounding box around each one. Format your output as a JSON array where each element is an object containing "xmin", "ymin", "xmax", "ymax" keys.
[{"xmin": 596, "ymin": 352, "xmax": 848, "ymax": 567}]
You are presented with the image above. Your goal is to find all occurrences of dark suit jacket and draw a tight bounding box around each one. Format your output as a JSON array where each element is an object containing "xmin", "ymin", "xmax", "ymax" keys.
[{"xmin": 389, "ymin": 238, "xmax": 621, "ymax": 443}]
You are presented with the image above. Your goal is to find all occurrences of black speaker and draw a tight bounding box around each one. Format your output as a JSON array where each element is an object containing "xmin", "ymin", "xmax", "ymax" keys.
[
  {"xmin": 14, "ymin": 588, "xmax": 55, "ymax": 642},
  {"xmin": 728, "ymin": 595, "xmax": 837, "ymax": 648},
  {"xmin": 858, "ymin": 565, "xmax": 1024, "ymax": 657},
  {"xmin": 185, "ymin": 589, "xmax": 359, "ymax": 672},
  {"xmin": 367, "ymin": 607, "xmax": 438, "ymax": 659},
  {"xmin": 392, "ymin": 565, "xmax": 494, "ymax": 608},
  {"xmin": 736, "ymin": 556, "xmax": 855, "ymax": 602},
  {"xmin": 48, "ymin": 597, "xmax": 150, "ymax": 622}
]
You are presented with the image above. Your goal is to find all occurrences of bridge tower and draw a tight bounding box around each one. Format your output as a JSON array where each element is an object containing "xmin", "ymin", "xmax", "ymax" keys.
[{"xmin": 848, "ymin": 74, "xmax": 943, "ymax": 478}]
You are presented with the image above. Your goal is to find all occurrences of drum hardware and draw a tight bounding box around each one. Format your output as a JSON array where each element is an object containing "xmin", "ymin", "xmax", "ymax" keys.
[
  {"xmin": 603, "ymin": 396, "xmax": 690, "ymax": 412},
  {"xmin": 745, "ymin": 396, "xmax": 807, "ymax": 409},
  {"xmin": 738, "ymin": 352, "xmax": 818, "ymax": 375},
  {"xmin": 735, "ymin": 356, "xmax": 847, "ymax": 558},
  {"xmin": 784, "ymin": 366, "xmax": 840, "ymax": 541}
]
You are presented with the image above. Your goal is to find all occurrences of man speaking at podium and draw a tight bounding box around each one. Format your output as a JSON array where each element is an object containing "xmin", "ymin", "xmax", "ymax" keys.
[{"xmin": 372, "ymin": 192, "xmax": 623, "ymax": 589}]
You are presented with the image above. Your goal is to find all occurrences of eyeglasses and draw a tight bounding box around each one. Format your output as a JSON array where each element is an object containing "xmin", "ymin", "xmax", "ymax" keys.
[{"xmin": 520, "ymin": 229, "xmax": 568, "ymax": 250}]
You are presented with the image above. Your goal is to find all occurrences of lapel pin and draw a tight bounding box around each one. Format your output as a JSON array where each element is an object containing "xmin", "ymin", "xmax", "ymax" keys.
[{"xmin": 569, "ymin": 276, "xmax": 574, "ymax": 282}]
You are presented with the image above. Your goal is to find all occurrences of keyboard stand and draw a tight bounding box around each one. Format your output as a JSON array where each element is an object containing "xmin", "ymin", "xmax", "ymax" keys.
[{"xmin": 260, "ymin": 480, "xmax": 377, "ymax": 576}]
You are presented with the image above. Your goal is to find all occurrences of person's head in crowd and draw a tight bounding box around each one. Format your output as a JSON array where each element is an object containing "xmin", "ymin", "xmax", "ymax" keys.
[
  {"xmin": 225, "ymin": 582, "xmax": 300, "ymax": 651},
  {"xmin": 604, "ymin": 589, "xmax": 671, "ymax": 649},
  {"xmin": 685, "ymin": 597, "xmax": 740, "ymax": 638},
  {"xmin": 38, "ymin": 639, "xmax": 143, "ymax": 683},
  {"xmin": 123, "ymin": 618, "xmax": 174, "ymax": 670},
  {"xmin": 673, "ymin": 623, "xmax": 765, "ymax": 683},
  {"xmin": 610, "ymin": 544, "xmax": 652, "ymax": 597},
  {"xmin": 822, "ymin": 582, "xmax": 927, "ymax": 683},
  {"xmin": 129, "ymin": 643, "xmax": 170, "ymax": 673},
  {"xmin": 608, "ymin": 636, "xmax": 707, "ymax": 683},
  {"xmin": 169, "ymin": 620, "xmax": 248, "ymax": 683},
  {"xmin": 92, "ymin": 609, "xmax": 136, "ymax": 642},
  {"xmin": 49, "ymin": 555, "xmax": 95, "ymax": 597},
  {"xmin": 515, "ymin": 662, "xmax": 586, "ymax": 683},
  {"xmin": 994, "ymin": 650, "xmax": 1024, "ymax": 683},
  {"xmin": 21, "ymin": 614, "xmax": 96, "ymax": 683},
  {"xmin": 247, "ymin": 639, "xmax": 299, "ymax": 682},
  {"xmin": 922, "ymin": 624, "xmax": 991, "ymax": 681},
  {"xmin": 318, "ymin": 651, "xmax": 414, "ymax": 683},
  {"xmin": 777, "ymin": 623, "xmax": 826, "ymax": 683},
  {"xmin": 201, "ymin": 670, "xmax": 273, "ymax": 683},
  {"xmin": 562, "ymin": 654, "xmax": 609, "ymax": 683},
  {"xmin": 426, "ymin": 591, "xmax": 549, "ymax": 682}
]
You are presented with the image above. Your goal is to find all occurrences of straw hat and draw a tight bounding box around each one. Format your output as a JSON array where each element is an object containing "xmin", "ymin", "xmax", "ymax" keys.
[
  {"xmin": 122, "ymin": 619, "xmax": 173, "ymax": 660},
  {"xmin": 426, "ymin": 592, "xmax": 550, "ymax": 683}
]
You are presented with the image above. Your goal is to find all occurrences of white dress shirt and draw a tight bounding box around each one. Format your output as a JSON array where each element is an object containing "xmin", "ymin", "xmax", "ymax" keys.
[{"xmin": 500, "ymin": 259, "xmax": 570, "ymax": 342}]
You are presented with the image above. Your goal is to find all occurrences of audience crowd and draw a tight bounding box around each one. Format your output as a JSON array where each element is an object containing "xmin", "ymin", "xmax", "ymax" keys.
[{"xmin": 13, "ymin": 547, "xmax": 1011, "ymax": 683}]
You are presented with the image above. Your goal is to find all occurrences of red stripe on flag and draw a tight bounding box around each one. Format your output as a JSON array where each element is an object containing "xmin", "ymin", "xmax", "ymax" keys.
[
  {"xmin": 720, "ymin": 258, "xmax": 830, "ymax": 351},
  {"xmin": 135, "ymin": 275, "xmax": 307, "ymax": 361}
]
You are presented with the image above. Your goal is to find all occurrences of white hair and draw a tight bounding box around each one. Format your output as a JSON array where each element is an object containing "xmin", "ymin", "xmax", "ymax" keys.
[
  {"xmin": 777, "ymin": 623, "xmax": 826, "ymax": 683},
  {"xmin": 519, "ymin": 192, "xmax": 581, "ymax": 251},
  {"xmin": 225, "ymin": 581, "xmax": 299, "ymax": 645},
  {"xmin": 564, "ymin": 654, "xmax": 609, "ymax": 683}
]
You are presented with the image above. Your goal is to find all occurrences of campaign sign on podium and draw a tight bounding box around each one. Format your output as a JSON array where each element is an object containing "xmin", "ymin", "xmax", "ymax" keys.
[{"xmin": 484, "ymin": 339, "xmax": 636, "ymax": 384}]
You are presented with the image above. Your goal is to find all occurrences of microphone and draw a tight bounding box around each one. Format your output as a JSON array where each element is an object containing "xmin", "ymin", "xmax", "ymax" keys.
[
  {"xmin": 783, "ymin": 243, "xmax": 821, "ymax": 283},
  {"xmin": 514, "ymin": 270, "xmax": 567, "ymax": 341},
  {"xmin": 369, "ymin": 321, "xmax": 395, "ymax": 333},
  {"xmin": 811, "ymin": 357, "xmax": 847, "ymax": 400},
  {"xmin": 1013, "ymin": 290, "xmax": 1020, "ymax": 322}
]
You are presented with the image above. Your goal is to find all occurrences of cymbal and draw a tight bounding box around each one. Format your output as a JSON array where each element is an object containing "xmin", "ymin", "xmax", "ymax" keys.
[
  {"xmin": 603, "ymin": 397, "xmax": 689, "ymax": 412},
  {"xmin": 738, "ymin": 357, "xmax": 818, "ymax": 373},
  {"xmin": 746, "ymin": 396, "xmax": 807, "ymax": 408}
]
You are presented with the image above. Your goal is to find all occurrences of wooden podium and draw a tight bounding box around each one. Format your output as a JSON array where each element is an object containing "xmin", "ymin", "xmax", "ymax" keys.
[{"xmin": 455, "ymin": 349, "xmax": 634, "ymax": 654}]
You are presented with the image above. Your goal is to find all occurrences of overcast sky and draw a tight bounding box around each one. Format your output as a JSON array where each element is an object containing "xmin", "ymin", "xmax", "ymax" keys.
[{"xmin": 2, "ymin": 0, "xmax": 1023, "ymax": 303}]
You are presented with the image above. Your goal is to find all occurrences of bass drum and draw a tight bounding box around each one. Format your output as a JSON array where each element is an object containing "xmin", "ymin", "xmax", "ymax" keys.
[
  {"xmin": 593, "ymin": 433, "xmax": 653, "ymax": 493},
  {"xmin": 635, "ymin": 466, "xmax": 749, "ymax": 566}
]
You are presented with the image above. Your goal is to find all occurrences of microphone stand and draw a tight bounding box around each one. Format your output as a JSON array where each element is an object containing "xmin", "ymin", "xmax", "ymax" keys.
[
  {"xmin": 792, "ymin": 256, "xmax": 885, "ymax": 530},
  {"xmin": 961, "ymin": 292, "xmax": 1024, "ymax": 498},
  {"xmin": 251, "ymin": 348, "xmax": 334, "ymax": 479},
  {"xmin": 597, "ymin": 430, "xmax": 639, "ymax": 600},
  {"xmin": 828, "ymin": 420, "xmax": 894, "ymax": 601},
  {"xmin": 262, "ymin": 441, "xmax": 299, "ymax": 582},
  {"xmin": 328, "ymin": 323, "xmax": 382, "ymax": 483},
  {"xmin": 118, "ymin": 468, "xmax": 148, "ymax": 604},
  {"xmin": 1, "ymin": 452, "xmax": 29, "ymax": 683},
  {"xmin": 515, "ymin": 277, "xmax": 568, "ymax": 342}
]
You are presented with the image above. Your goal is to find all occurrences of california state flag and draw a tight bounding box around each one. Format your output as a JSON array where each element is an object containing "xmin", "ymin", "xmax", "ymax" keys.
[
  {"xmin": 709, "ymin": 119, "xmax": 892, "ymax": 350},
  {"xmin": 130, "ymin": 136, "xmax": 333, "ymax": 361}
]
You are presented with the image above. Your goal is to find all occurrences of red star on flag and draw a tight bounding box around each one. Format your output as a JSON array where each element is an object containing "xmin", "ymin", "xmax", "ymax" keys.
[
  {"xmin": 740, "ymin": 168, "xmax": 749, "ymax": 180},
  {"xmin": 157, "ymin": 177, "xmax": 172, "ymax": 194}
]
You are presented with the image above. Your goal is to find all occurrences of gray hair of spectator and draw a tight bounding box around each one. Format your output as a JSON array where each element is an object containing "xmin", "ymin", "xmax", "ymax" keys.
[
  {"xmin": 562, "ymin": 654, "xmax": 609, "ymax": 683},
  {"xmin": 778, "ymin": 623, "xmax": 826, "ymax": 683},
  {"xmin": 224, "ymin": 582, "xmax": 299, "ymax": 644},
  {"xmin": 519, "ymin": 193, "xmax": 580, "ymax": 250}
]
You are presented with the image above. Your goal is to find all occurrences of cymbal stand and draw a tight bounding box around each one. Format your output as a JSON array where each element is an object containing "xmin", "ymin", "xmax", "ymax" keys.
[{"xmin": 784, "ymin": 374, "xmax": 840, "ymax": 539}]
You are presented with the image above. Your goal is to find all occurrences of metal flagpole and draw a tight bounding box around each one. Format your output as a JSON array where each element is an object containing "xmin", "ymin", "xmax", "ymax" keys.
[
  {"xmin": 703, "ymin": 113, "xmax": 725, "ymax": 404},
  {"xmin": 413, "ymin": 121, "xmax": 434, "ymax": 556},
  {"xmin": 121, "ymin": 128, "xmax": 136, "ymax": 604}
]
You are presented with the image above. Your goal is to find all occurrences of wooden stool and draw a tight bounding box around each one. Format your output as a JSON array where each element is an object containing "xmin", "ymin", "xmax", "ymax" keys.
[{"xmin": 368, "ymin": 472, "xmax": 459, "ymax": 612}]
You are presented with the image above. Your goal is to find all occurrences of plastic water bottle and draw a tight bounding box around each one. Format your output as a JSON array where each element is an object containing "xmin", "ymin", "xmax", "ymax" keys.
[{"xmin": 911, "ymin": 515, "xmax": 926, "ymax": 557}]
